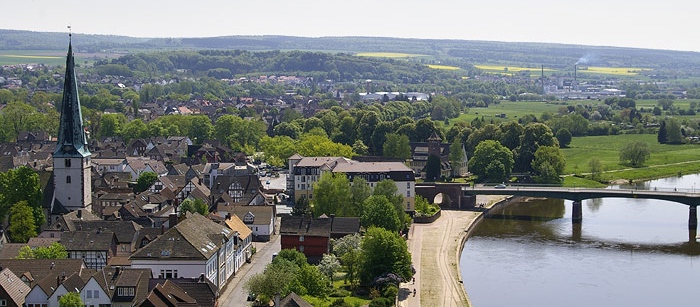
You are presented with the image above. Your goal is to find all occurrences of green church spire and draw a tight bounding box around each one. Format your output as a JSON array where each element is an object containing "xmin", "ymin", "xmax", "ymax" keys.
[{"xmin": 54, "ymin": 34, "xmax": 90, "ymax": 158}]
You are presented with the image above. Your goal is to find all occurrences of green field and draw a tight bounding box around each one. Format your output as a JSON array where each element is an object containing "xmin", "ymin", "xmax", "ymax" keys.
[
  {"xmin": 563, "ymin": 134, "xmax": 700, "ymax": 180},
  {"xmin": 0, "ymin": 50, "xmax": 66, "ymax": 65},
  {"xmin": 427, "ymin": 64, "xmax": 461, "ymax": 70},
  {"xmin": 448, "ymin": 100, "xmax": 569, "ymax": 125}
]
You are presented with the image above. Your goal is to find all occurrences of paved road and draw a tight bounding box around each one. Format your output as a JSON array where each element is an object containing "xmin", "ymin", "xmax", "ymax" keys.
[{"xmin": 220, "ymin": 219, "xmax": 281, "ymax": 306}]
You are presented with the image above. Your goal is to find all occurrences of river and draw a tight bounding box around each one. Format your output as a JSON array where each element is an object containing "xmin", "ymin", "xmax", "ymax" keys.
[{"xmin": 460, "ymin": 174, "xmax": 700, "ymax": 307}]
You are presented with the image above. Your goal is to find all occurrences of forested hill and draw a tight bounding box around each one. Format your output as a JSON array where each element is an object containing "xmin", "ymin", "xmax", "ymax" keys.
[{"xmin": 2, "ymin": 29, "xmax": 700, "ymax": 71}]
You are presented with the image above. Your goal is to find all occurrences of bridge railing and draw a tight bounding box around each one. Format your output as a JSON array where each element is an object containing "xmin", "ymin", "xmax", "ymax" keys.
[{"xmin": 466, "ymin": 183, "xmax": 698, "ymax": 194}]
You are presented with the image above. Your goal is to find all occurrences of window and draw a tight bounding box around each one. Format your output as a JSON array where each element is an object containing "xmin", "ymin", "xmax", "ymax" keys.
[
  {"xmin": 299, "ymin": 235, "xmax": 304, "ymax": 242},
  {"xmin": 407, "ymin": 182, "xmax": 411, "ymax": 188},
  {"xmin": 117, "ymin": 287, "xmax": 135, "ymax": 296},
  {"xmin": 66, "ymin": 176, "xmax": 71, "ymax": 183},
  {"xmin": 87, "ymin": 290, "xmax": 92, "ymax": 298},
  {"xmin": 299, "ymin": 245, "xmax": 304, "ymax": 252},
  {"xmin": 94, "ymin": 290, "xmax": 99, "ymax": 298},
  {"xmin": 65, "ymin": 159, "xmax": 71, "ymax": 168}
]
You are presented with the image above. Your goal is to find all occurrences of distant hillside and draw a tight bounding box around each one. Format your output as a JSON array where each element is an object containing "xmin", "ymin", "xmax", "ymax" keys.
[{"xmin": 2, "ymin": 29, "xmax": 700, "ymax": 72}]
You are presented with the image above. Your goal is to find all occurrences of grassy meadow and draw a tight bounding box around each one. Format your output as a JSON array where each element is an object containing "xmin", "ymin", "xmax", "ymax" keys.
[
  {"xmin": 563, "ymin": 134, "xmax": 700, "ymax": 181},
  {"xmin": 0, "ymin": 50, "xmax": 65, "ymax": 66}
]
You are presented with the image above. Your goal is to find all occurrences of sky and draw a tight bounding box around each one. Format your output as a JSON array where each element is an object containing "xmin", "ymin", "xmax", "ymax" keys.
[{"xmin": 3, "ymin": 0, "xmax": 700, "ymax": 52}]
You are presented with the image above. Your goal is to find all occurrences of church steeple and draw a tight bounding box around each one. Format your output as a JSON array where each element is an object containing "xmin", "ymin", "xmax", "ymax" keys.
[
  {"xmin": 54, "ymin": 34, "xmax": 90, "ymax": 158},
  {"xmin": 50, "ymin": 33, "xmax": 92, "ymax": 215}
]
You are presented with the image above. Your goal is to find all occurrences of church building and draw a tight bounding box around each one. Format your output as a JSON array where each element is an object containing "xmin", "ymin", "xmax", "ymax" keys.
[{"xmin": 49, "ymin": 36, "xmax": 92, "ymax": 216}]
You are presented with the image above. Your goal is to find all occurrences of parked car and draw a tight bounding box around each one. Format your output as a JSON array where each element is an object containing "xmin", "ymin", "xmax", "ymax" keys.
[{"xmin": 495, "ymin": 183, "xmax": 507, "ymax": 189}]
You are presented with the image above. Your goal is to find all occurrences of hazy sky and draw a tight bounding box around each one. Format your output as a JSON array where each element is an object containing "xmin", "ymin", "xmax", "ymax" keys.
[{"xmin": 4, "ymin": 0, "xmax": 699, "ymax": 52}]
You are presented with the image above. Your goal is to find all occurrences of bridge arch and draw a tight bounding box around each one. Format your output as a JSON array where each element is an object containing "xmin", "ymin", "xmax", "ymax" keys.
[{"xmin": 415, "ymin": 183, "xmax": 475, "ymax": 210}]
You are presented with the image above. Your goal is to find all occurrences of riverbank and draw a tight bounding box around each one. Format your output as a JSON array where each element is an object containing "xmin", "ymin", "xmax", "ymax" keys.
[{"xmin": 399, "ymin": 194, "xmax": 510, "ymax": 307}]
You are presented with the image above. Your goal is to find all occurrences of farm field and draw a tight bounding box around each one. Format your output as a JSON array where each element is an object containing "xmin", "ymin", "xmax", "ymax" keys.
[
  {"xmin": 575, "ymin": 66, "xmax": 650, "ymax": 76},
  {"xmin": 355, "ymin": 52, "xmax": 427, "ymax": 58},
  {"xmin": 427, "ymin": 64, "xmax": 461, "ymax": 70},
  {"xmin": 0, "ymin": 50, "xmax": 65, "ymax": 65}
]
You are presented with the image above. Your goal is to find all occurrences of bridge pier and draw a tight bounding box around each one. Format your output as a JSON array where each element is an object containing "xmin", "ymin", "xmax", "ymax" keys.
[
  {"xmin": 689, "ymin": 206, "xmax": 697, "ymax": 242},
  {"xmin": 572, "ymin": 200, "xmax": 582, "ymax": 223}
]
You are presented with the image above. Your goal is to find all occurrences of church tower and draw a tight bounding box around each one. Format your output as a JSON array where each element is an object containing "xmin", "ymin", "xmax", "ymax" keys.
[{"xmin": 51, "ymin": 34, "xmax": 92, "ymax": 213}]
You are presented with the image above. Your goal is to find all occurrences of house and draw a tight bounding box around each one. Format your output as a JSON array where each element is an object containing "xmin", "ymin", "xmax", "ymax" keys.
[
  {"xmin": 223, "ymin": 214, "xmax": 253, "ymax": 274},
  {"xmin": 92, "ymin": 158, "xmax": 127, "ymax": 176},
  {"xmin": 129, "ymin": 213, "xmax": 237, "ymax": 290},
  {"xmin": 124, "ymin": 157, "xmax": 168, "ymax": 179},
  {"xmin": 61, "ymin": 230, "xmax": 118, "ymax": 270},
  {"xmin": 211, "ymin": 175, "xmax": 265, "ymax": 208},
  {"xmin": 141, "ymin": 277, "xmax": 218, "ymax": 307},
  {"xmin": 46, "ymin": 271, "xmax": 91, "ymax": 307},
  {"xmin": 287, "ymin": 155, "xmax": 351, "ymax": 202},
  {"xmin": 223, "ymin": 205, "xmax": 275, "ymax": 242},
  {"xmin": 93, "ymin": 267, "xmax": 152, "ymax": 307},
  {"xmin": 8, "ymin": 259, "xmax": 90, "ymax": 307},
  {"xmin": 0, "ymin": 268, "xmax": 31, "ymax": 307},
  {"xmin": 69, "ymin": 221, "xmax": 144, "ymax": 257},
  {"xmin": 280, "ymin": 215, "xmax": 332, "ymax": 264},
  {"xmin": 332, "ymin": 161, "xmax": 416, "ymax": 211},
  {"xmin": 79, "ymin": 271, "xmax": 112, "ymax": 307}
]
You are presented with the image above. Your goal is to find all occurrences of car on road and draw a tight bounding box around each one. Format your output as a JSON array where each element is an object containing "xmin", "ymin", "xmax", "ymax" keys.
[{"xmin": 495, "ymin": 183, "xmax": 507, "ymax": 189}]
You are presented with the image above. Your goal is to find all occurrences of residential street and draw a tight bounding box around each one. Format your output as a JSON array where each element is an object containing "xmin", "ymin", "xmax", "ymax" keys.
[{"xmin": 219, "ymin": 218, "xmax": 281, "ymax": 306}]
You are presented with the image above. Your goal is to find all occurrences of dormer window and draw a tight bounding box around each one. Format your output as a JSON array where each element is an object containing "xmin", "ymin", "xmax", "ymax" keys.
[{"xmin": 65, "ymin": 159, "xmax": 71, "ymax": 168}]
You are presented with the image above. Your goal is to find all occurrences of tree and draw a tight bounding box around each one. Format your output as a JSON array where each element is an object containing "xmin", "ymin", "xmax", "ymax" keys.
[
  {"xmin": 120, "ymin": 119, "xmax": 148, "ymax": 142},
  {"xmin": 383, "ymin": 133, "xmax": 411, "ymax": 159},
  {"xmin": 619, "ymin": 141, "xmax": 651, "ymax": 167},
  {"xmin": 424, "ymin": 155, "xmax": 441, "ymax": 182},
  {"xmin": 359, "ymin": 227, "xmax": 413, "ymax": 286},
  {"xmin": 0, "ymin": 166, "xmax": 44, "ymax": 230},
  {"xmin": 134, "ymin": 171, "xmax": 158, "ymax": 193},
  {"xmin": 555, "ymin": 128, "xmax": 572, "ymax": 148},
  {"xmin": 59, "ymin": 292, "xmax": 83, "ymax": 307},
  {"xmin": 189, "ymin": 115, "xmax": 213, "ymax": 144},
  {"xmin": 449, "ymin": 139, "xmax": 466, "ymax": 167},
  {"xmin": 312, "ymin": 172, "xmax": 351, "ymax": 217},
  {"xmin": 361, "ymin": 195, "xmax": 401, "ymax": 232},
  {"xmin": 468, "ymin": 140, "xmax": 514, "ymax": 182},
  {"xmin": 297, "ymin": 134, "xmax": 354, "ymax": 158},
  {"xmin": 9, "ymin": 201, "xmax": 37, "ymax": 243},
  {"xmin": 17, "ymin": 242, "xmax": 68, "ymax": 259},
  {"xmin": 179, "ymin": 199, "xmax": 209, "ymax": 216},
  {"xmin": 318, "ymin": 254, "xmax": 341, "ymax": 283},
  {"xmin": 332, "ymin": 234, "xmax": 362, "ymax": 288},
  {"xmin": 245, "ymin": 259, "xmax": 298, "ymax": 304},
  {"xmin": 658, "ymin": 98, "xmax": 674, "ymax": 110},
  {"xmin": 665, "ymin": 118, "xmax": 683, "ymax": 144},
  {"xmin": 514, "ymin": 123, "xmax": 558, "ymax": 173},
  {"xmin": 589, "ymin": 157, "xmax": 603, "ymax": 181},
  {"xmin": 349, "ymin": 178, "xmax": 371, "ymax": 217},
  {"xmin": 373, "ymin": 180, "xmax": 409, "ymax": 228},
  {"xmin": 531, "ymin": 146, "xmax": 566, "ymax": 183},
  {"xmin": 97, "ymin": 113, "xmax": 126, "ymax": 139},
  {"xmin": 657, "ymin": 120, "xmax": 667, "ymax": 144}
]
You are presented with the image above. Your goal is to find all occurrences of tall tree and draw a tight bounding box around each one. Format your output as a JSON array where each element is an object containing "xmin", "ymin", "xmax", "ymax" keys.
[
  {"xmin": 555, "ymin": 128, "xmax": 572, "ymax": 148},
  {"xmin": 9, "ymin": 201, "xmax": 37, "ymax": 243},
  {"xmin": 312, "ymin": 172, "xmax": 351, "ymax": 217},
  {"xmin": 514, "ymin": 123, "xmax": 558, "ymax": 173},
  {"xmin": 424, "ymin": 155, "xmax": 442, "ymax": 182},
  {"xmin": 665, "ymin": 118, "xmax": 683, "ymax": 144},
  {"xmin": 0, "ymin": 166, "xmax": 43, "ymax": 230},
  {"xmin": 189, "ymin": 115, "xmax": 214, "ymax": 144},
  {"xmin": 348, "ymin": 178, "xmax": 371, "ymax": 217},
  {"xmin": 657, "ymin": 120, "xmax": 667, "ymax": 144},
  {"xmin": 383, "ymin": 133, "xmax": 411, "ymax": 159}
]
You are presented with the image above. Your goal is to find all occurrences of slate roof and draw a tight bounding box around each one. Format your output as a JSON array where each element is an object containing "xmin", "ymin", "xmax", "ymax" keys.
[
  {"xmin": 0, "ymin": 243, "xmax": 27, "ymax": 259},
  {"xmin": 279, "ymin": 292, "xmax": 313, "ymax": 307},
  {"xmin": 61, "ymin": 230, "xmax": 116, "ymax": 251},
  {"xmin": 141, "ymin": 280, "xmax": 197, "ymax": 306},
  {"xmin": 0, "ymin": 259, "xmax": 87, "ymax": 287},
  {"xmin": 46, "ymin": 209, "xmax": 101, "ymax": 231},
  {"xmin": 280, "ymin": 216, "xmax": 332, "ymax": 237},
  {"xmin": 130, "ymin": 213, "xmax": 235, "ymax": 261},
  {"xmin": 69, "ymin": 220, "xmax": 142, "ymax": 245},
  {"xmin": 93, "ymin": 267, "xmax": 151, "ymax": 304},
  {"xmin": 226, "ymin": 205, "xmax": 274, "ymax": 226},
  {"xmin": 145, "ymin": 278, "xmax": 218, "ymax": 307}
]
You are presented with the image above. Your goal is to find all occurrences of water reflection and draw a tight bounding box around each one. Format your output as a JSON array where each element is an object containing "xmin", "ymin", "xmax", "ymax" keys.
[{"xmin": 461, "ymin": 174, "xmax": 700, "ymax": 307}]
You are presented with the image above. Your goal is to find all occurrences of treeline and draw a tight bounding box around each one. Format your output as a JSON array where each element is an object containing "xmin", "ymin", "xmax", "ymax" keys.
[{"xmin": 96, "ymin": 50, "xmax": 469, "ymax": 83}]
